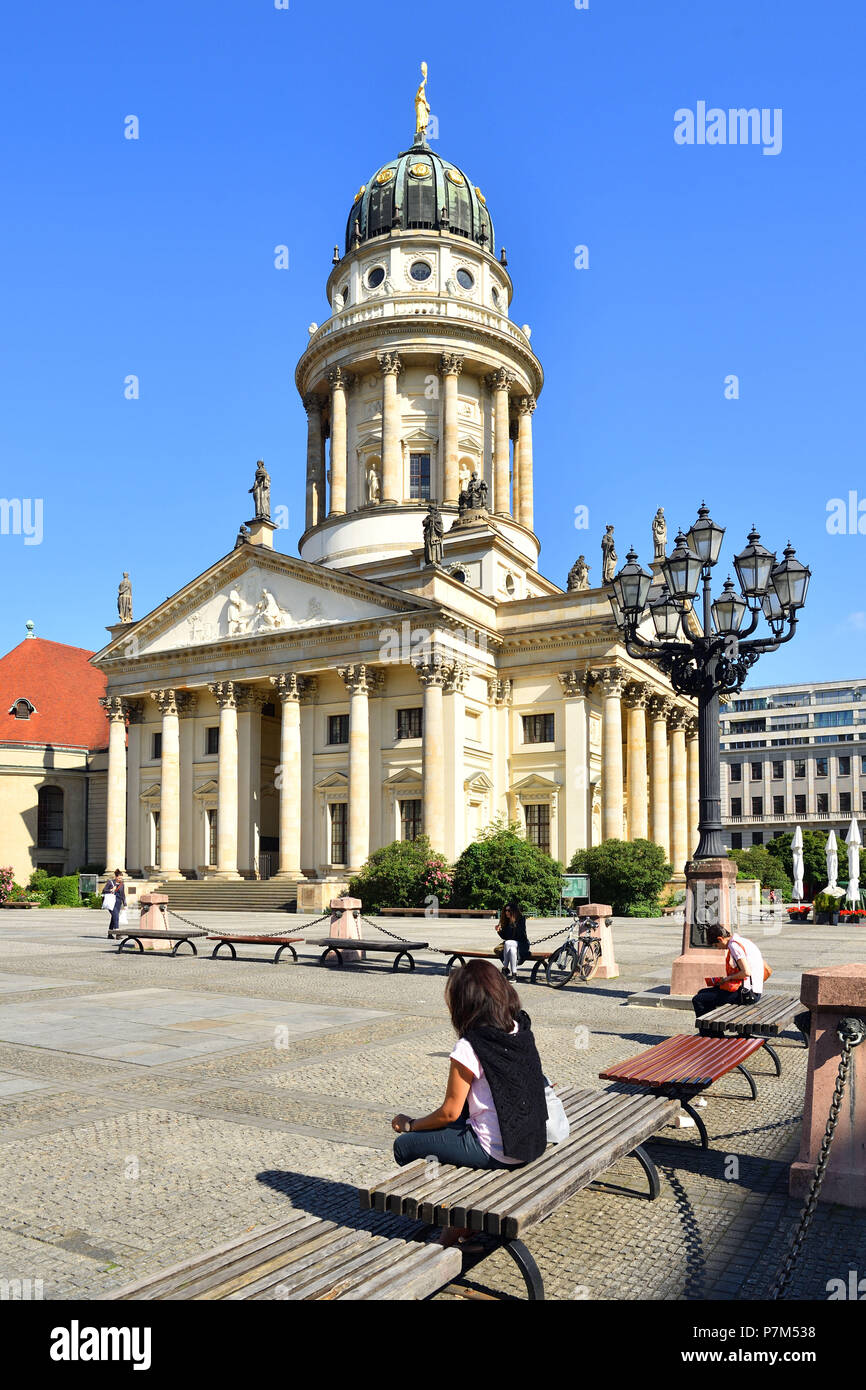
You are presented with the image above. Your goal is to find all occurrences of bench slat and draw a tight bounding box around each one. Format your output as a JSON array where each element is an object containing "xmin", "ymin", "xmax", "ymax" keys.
[
  {"xmin": 333, "ymin": 1244, "xmax": 462, "ymax": 1302},
  {"xmin": 599, "ymin": 1033, "xmax": 765, "ymax": 1088}
]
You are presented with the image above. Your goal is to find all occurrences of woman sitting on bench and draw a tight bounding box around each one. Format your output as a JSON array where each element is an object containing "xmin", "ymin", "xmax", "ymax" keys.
[
  {"xmin": 494, "ymin": 901, "xmax": 531, "ymax": 980},
  {"xmin": 391, "ymin": 960, "xmax": 548, "ymax": 1244}
]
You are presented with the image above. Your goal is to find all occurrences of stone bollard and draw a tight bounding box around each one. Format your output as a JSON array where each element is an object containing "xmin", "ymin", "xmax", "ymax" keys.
[
  {"xmin": 670, "ymin": 856, "xmax": 739, "ymax": 999},
  {"xmin": 789, "ymin": 963, "xmax": 866, "ymax": 1207},
  {"xmin": 138, "ymin": 893, "xmax": 172, "ymax": 952},
  {"xmin": 578, "ymin": 902, "xmax": 618, "ymax": 979},
  {"xmin": 329, "ymin": 896, "xmax": 365, "ymax": 964}
]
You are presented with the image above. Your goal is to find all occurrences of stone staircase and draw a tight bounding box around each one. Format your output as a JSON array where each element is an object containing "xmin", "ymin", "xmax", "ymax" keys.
[{"xmin": 156, "ymin": 879, "xmax": 299, "ymax": 913}]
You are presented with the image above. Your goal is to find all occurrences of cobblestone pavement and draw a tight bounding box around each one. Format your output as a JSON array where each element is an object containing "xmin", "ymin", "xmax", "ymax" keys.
[{"xmin": 0, "ymin": 906, "xmax": 863, "ymax": 1302}]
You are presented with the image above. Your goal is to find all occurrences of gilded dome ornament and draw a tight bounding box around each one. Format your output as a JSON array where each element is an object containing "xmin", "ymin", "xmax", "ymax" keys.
[
  {"xmin": 414, "ymin": 61, "xmax": 430, "ymax": 142},
  {"xmin": 409, "ymin": 162, "xmax": 431, "ymax": 178},
  {"xmin": 445, "ymin": 168, "xmax": 464, "ymax": 185},
  {"xmin": 475, "ymin": 187, "xmax": 486, "ymax": 204},
  {"xmin": 376, "ymin": 167, "xmax": 395, "ymax": 184},
  {"xmin": 353, "ymin": 184, "xmax": 366, "ymax": 203}
]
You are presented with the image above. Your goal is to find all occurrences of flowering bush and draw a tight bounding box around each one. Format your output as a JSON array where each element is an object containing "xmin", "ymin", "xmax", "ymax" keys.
[
  {"xmin": 421, "ymin": 861, "xmax": 453, "ymax": 906},
  {"xmin": 348, "ymin": 837, "xmax": 452, "ymax": 913},
  {"xmin": 0, "ymin": 867, "xmax": 13, "ymax": 905}
]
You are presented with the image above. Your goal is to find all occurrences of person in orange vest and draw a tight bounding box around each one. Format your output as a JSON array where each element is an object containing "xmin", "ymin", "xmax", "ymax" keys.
[{"xmin": 692, "ymin": 923, "xmax": 768, "ymax": 1018}]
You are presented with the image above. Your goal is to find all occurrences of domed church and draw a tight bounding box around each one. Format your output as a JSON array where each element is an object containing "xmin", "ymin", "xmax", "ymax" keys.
[{"xmin": 92, "ymin": 68, "xmax": 699, "ymax": 907}]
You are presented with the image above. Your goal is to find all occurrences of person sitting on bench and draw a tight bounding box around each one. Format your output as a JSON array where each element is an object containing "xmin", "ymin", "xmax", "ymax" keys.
[
  {"xmin": 391, "ymin": 959, "xmax": 548, "ymax": 1246},
  {"xmin": 494, "ymin": 901, "xmax": 531, "ymax": 980},
  {"xmin": 692, "ymin": 924, "xmax": 768, "ymax": 1018}
]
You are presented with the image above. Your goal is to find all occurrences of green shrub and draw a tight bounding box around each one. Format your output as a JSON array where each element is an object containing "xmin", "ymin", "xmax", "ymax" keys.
[
  {"xmin": 88, "ymin": 893, "xmax": 104, "ymax": 910},
  {"xmin": 51, "ymin": 875, "xmax": 81, "ymax": 907},
  {"xmin": 28, "ymin": 868, "xmax": 50, "ymax": 889},
  {"xmin": 450, "ymin": 820, "xmax": 563, "ymax": 915},
  {"xmin": 347, "ymin": 837, "xmax": 452, "ymax": 914},
  {"xmin": 569, "ymin": 839, "xmax": 672, "ymax": 917},
  {"xmin": 730, "ymin": 846, "xmax": 792, "ymax": 898}
]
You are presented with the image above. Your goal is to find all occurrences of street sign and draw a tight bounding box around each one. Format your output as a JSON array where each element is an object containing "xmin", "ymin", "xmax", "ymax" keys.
[{"xmin": 561, "ymin": 873, "xmax": 589, "ymax": 900}]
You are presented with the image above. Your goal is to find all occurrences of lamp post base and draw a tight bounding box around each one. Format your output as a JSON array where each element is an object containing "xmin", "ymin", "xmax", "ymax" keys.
[{"xmin": 670, "ymin": 856, "xmax": 739, "ymax": 998}]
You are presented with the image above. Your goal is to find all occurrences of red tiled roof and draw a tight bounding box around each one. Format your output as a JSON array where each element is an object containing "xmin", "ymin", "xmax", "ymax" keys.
[{"xmin": 0, "ymin": 638, "xmax": 108, "ymax": 750}]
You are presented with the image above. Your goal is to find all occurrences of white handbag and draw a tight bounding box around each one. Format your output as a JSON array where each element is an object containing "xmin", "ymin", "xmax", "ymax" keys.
[
  {"xmin": 544, "ymin": 1079, "xmax": 570, "ymax": 1145},
  {"xmin": 103, "ymin": 893, "xmax": 117, "ymax": 913},
  {"xmin": 118, "ymin": 908, "xmax": 129, "ymax": 927}
]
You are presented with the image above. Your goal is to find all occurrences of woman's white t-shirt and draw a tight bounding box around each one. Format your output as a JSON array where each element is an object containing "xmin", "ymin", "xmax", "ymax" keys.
[{"xmin": 450, "ymin": 1023, "xmax": 522, "ymax": 1166}]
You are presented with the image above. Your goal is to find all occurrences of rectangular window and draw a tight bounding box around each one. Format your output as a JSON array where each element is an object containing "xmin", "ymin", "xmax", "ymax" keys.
[
  {"xmin": 793, "ymin": 760, "xmax": 806, "ymax": 778},
  {"xmin": 752, "ymin": 831, "xmax": 764, "ymax": 846},
  {"xmin": 795, "ymin": 794, "xmax": 806, "ymax": 814},
  {"xmin": 772, "ymin": 761, "xmax": 784, "ymax": 780},
  {"xmin": 840, "ymin": 792, "xmax": 852, "ymax": 815},
  {"xmin": 152, "ymin": 732, "xmax": 162, "ymax": 760},
  {"xmin": 729, "ymin": 763, "xmax": 742, "ymax": 782},
  {"xmin": 523, "ymin": 714, "xmax": 555, "ymax": 744},
  {"xmin": 730, "ymin": 833, "xmax": 742, "ymax": 850},
  {"xmin": 399, "ymin": 799, "xmax": 422, "ymax": 842},
  {"xmin": 737, "ymin": 719, "xmax": 767, "ymax": 734},
  {"xmin": 838, "ymin": 756, "xmax": 851, "ymax": 777},
  {"xmin": 773, "ymin": 796, "xmax": 784, "ymax": 815},
  {"xmin": 816, "ymin": 688, "xmax": 852, "ymax": 703},
  {"xmin": 37, "ymin": 789, "xmax": 64, "ymax": 849},
  {"xmin": 751, "ymin": 797, "xmax": 763, "ymax": 816},
  {"xmin": 206, "ymin": 727, "xmax": 219, "ymax": 755},
  {"xmin": 328, "ymin": 714, "xmax": 349, "ymax": 745},
  {"xmin": 862, "ymin": 756, "xmax": 866, "ymax": 776},
  {"xmin": 862, "ymin": 791, "xmax": 866, "ymax": 814},
  {"xmin": 524, "ymin": 803, "xmax": 550, "ymax": 854},
  {"xmin": 751, "ymin": 762, "xmax": 762, "ymax": 780},
  {"xmin": 409, "ymin": 452, "xmax": 431, "ymax": 500},
  {"xmin": 207, "ymin": 809, "xmax": 217, "ymax": 866},
  {"xmin": 815, "ymin": 757, "xmax": 828, "ymax": 777},
  {"xmin": 396, "ymin": 708, "xmax": 423, "ymax": 740},
  {"xmin": 330, "ymin": 803, "xmax": 347, "ymax": 864},
  {"xmin": 815, "ymin": 710, "xmax": 854, "ymax": 727},
  {"xmin": 817, "ymin": 793, "xmax": 829, "ymax": 814},
  {"xmin": 731, "ymin": 797, "xmax": 742, "ymax": 817}
]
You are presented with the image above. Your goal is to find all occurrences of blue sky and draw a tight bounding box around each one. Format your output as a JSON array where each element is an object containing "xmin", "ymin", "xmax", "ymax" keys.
[{"xmin": 1, "ymin": 0, "xmax": 863, "ymax": 682}]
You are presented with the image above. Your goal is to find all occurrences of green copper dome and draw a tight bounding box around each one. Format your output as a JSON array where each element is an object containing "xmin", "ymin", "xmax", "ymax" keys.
[{"xmin": 344, "ymin": 140, "xmax": 495, "ymax": 256}]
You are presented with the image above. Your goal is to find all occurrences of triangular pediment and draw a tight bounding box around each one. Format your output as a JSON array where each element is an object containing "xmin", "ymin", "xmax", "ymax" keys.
[
  {"xmin": 464, "ymin": 770, "xmax": 494, "ymax": 792},
  {"xmin": 193, "ymin": 779, "xmax": 219, "ymax": 799},
  {"xmin": 383, "ymin": 767, "xmax": 422, "ymax": 789},
  {"xmin": 95, "ymin": 547, "xmax": 434, "ymax": 662},
  {"xmin": 512, "ymin": 773, "xmax": 559, "ymax": 794},
  {"xmin": 315, "ymin": 770, "xmax": 349, "ymax": 791},
  {"xmin": 140, "ymin": 781, "xmax": 161, "ymax": 803}
]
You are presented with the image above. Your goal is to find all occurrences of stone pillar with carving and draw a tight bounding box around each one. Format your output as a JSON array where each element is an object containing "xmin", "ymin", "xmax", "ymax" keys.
[
  {"xmin": 303, "ymin": 393, "xmax": 324, "ymax": 530},
  {"xmin": 237, "ymin": 686, "xmax": 267, "ymax": 876},
  {"xmin": 208, "ymin": 681, "xmax": 241, "ymax": 879},
  {"xmin": 150, "ymin": 689, "xmax": 183, "ymax": 880},
  {"xmin": 647, "ymin": 694, "xmax": 671, "ymax": 860},
  {"xmin": 686, "ymin": 715, "xmax": 700, "ymax": 861},
  {"xmin": 328, "ymin": 368, "xmax": 353, "ymax": 516},
  {"xmin": 515, "ymin": 394, "xmax": 536, "ymax": 530},
  {"xmin": 624, "ymin": 681, "xmax": 650, "ymax": 842},
  {"xmin": 270, "ymin": 673, "xmax": 316, "ymax": 879},
  {"xmin": 443, "ymin": 661, "xmax": 467, "ymax": 860},
  {"xmin": 338, "ymin": 665, "xmax": 380, "ymax": 871},
  {"xmin": 487, "ymin": 676, "xmax": 513, "ymax": 827},
  {"xmin": 101, "ymin": 695, "xmax": 129, "ymax": 873},
  {"xmin": 378, "ymin": 351, "xmax": 404, "ymax": 504},
  {"xmin": 668, "ymin": 706, "xmax": 689, "ymax": 878},
  {"xmin": 486, "ymin": 368, "xmax": 514, "ymax": 515},
  {"xmin": 560, "ymin": 670, "xmax": 590, "ymax": 857},
  {"xmin": 439, "ymin": 353, "xmax": 463, "ymax": 505},
  {"xmin": 509, "ymin": 417, "xmax": 521, "ymax": 524},
  {"xmin": 598, "ymin": 668, "xmax": 626, "ymax": 841},
  {"xmin": 416, "ymin": 655, "xmax": 448, "ymax": 853},
  {"xmin": 177, "ymin": 692, "xmax": 198, "ymax": 876}
]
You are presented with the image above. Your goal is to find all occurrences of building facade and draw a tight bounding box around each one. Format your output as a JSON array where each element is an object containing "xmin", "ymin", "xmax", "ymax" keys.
[
  {"xmin": 91, "ymin": 82, "xmax": 700, "ymax": 890},
  {"xmin": 721, "ymin": 678, "xmax": 866, "ymax": 849}
]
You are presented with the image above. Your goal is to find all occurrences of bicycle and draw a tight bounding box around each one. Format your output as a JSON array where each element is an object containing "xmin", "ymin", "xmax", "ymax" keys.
[{"xmin": 546, "ymin": 908, "xmax": 602, "ymax": 989}]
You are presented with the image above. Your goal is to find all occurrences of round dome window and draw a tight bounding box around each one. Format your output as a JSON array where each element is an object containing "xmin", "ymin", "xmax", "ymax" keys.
[
  {"xmin": 410, "ymin": 260, "xmax": 432, "ymax": 282},
  {"xmin": 366, "ymin": 266, "xmax": 385, "ymax": 288},
  {"xmin": 491, "ymin": 285, "xmax": 501, "ymax": 307},
  {"xmin": 456, "ymin": 268, "xmax": 474, "ymax": 290},
  {"xmin": 505, "ymin": 573, "xmax": 516, "ymax": 596}
]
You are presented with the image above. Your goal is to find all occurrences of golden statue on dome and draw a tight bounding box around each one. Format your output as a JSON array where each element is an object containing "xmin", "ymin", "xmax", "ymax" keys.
[{"xmin": 414, "ymin": 61, "xmax": 430, "ymax": 142}]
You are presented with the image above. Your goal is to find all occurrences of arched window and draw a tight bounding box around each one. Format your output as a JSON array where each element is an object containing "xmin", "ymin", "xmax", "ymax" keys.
[{"xmin": 37, "ymin": 787, "xmax": 64, "ymax": 849}]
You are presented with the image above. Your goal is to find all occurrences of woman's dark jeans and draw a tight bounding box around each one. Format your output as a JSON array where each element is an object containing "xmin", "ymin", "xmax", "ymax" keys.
[{"xmin": 393, "ymin": 1120, "xmax": 515, "ymax": 1170}]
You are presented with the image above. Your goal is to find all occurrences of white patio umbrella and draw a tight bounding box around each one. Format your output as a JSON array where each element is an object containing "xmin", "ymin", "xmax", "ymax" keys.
[
  {"xmin": 826, "ymin": 829, "xmax": 839, "ymax": 891},
  {"xmin": 845, "ymin": 818, "xmax": 862, "ymax": 907},
  {"xmin": 791, "ymin": 825, "xmax": 804, "ymax": 902}
]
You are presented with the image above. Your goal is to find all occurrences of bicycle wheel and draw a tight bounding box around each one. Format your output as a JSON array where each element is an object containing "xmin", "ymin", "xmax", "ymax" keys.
[
  {"xmin": 547, "ymin": 943, "xmax": 578, "ymax": 989},
  {"xmin": 576, "ymin": 941, "xmax": 600, "ymax": 982}
]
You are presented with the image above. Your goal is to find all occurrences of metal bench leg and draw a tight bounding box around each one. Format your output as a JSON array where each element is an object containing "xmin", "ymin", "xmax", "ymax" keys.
[
  {"xmin": 172, "ymin": 939, "xmax": 197, "ymax": 956},
  {"xmin": 211, "ymin": 941, "xmax": 235, "ymax": 960},
  {"xmin": 734, "ymin": 1063, "xmax": 758, "ymax": 1100},
  {"xmin": 630, "ymin": 1144, "xmax": 662, "ymax": 1200},
  {"xmin": 392, "ymin": 951, "xmax": 415, "ymax": 972},
  {"xmin": 274, "ymin": 943, "xmax": 298, "ymax": 964},
  {"xmin": 446, "ymin": 954, "xmax": 465, "ymax": 974},
  {"xmin": 320, "ymin": 947, "xmax": 342, "ymax": 967},
  {"xmin": 501, "ymin": 1238, "xmax": 545, "ymax": 1301},
  {"xmin": 680, "ymin": 1100, "xmax": 709, "ymax": 1150},
  {"xmin": 118, "ymin": 937, "xmax": 143, "ymax": 954},
  {"xmin": 763, "ymin": 1041, "xmax": 782, "ymax": 1077}
]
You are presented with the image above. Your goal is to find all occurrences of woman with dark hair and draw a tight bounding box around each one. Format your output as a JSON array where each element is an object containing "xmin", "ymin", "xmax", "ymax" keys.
[
  {"xmin": 391, "ymin": 959, "xmax": 548, "ymax": 1241},
  {"xmin": 495, "ymin": 901, "xmax": 530, "ymax": 980}
]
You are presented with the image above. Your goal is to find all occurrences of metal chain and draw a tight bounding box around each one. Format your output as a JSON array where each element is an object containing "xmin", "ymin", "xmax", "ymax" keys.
[
  {"xmin": 359, "ymin": 913, "xmax": 412, "ymax": 944},
  {"xmin": 166, "ymin": 905, "xmax": 331, "ymax": 938},
  {"xmin": 771, "ymin": 1017, "xmax": 866, "ymax": 1300}
]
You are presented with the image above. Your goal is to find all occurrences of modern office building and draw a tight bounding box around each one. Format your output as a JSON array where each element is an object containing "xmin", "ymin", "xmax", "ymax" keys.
[{"xmin": 721, "ymin": 678, "xmax": 865, "ymax": 849}]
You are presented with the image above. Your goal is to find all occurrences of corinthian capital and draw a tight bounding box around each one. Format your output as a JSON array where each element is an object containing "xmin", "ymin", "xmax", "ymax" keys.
[
  {"xmin": 270, "ymin": 672, "xmax": 317, "ymax": 704},
  {"xmin": 337, "ymin": 664, "xmax": 383, "ymax": 696},
  {"xmin": 647, "ymin": 693, "xmax": 673, "ymax": 723},
  {"xmin": 328, "ymin": 367, "xmax": 355, "ymax": 391},
  {"xmin": 438, "ymin": 352, "xmax": 464, "ymax": 378},
  {"xmin": 515, "ymin": 393, "xmax": 537, "ymax": 415},
  {"xmin": 624, "ymin": 680, "xmax": 650, "ymax": 710},
  {"xmin": 377, "ymin": 351, "xmax": 404, "ymax": 378},
  {"xmin": 302, "ymin": 392, "xmax": 322, "ymax": 417},
  {"xmin": 149, "ymin": 688, "xmax": 180, "ymax": 717},
  {"xmin": 595, "ymin": 666, "xmax": 627, "ymax": 699},
  {"xmin": 101, "ymin": 694, "xmax": 131, "ymax": 724},
  {"xmin": 558, "ymin": 670, "xmax": 590, "ymax": 699},
  {"xmin": 667, "ymin": 704, "xmax": 691, "ymax": 733},
  {"xmin": 208, "ymin": 680, "xmax": 239, "ymax": 710},
  {"xmin": 487, "ymin": 676, "xmax": 513, "ymax": 706},
  {"xmin": 484, "ymin": 367, "xmax": 515, "ymax": 393}
]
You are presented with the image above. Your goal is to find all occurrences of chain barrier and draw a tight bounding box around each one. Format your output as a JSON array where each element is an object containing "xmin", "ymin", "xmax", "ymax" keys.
[
  {"xmin": 165, "ymin": 905, "xmax": 332, "ymax": 938},
  {"xmin": 770, "ymin": 1015, "xmax": 866, "ymax": 1300},
  {"xmin": 359, "ymin": 913, "xmax": 413, "ymax": 945}
]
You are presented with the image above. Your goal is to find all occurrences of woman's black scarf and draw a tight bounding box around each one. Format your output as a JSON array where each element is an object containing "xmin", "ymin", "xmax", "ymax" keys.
[{"xmin": 463, "ymin": 1010, "xmax": 547, "ymax": 1163}]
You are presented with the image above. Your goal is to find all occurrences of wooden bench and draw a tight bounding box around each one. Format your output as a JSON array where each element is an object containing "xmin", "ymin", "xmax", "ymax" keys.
[
  {"xmin": 359, "ymin": 1085, "xmax": 679, "ymax": 1300},
  {"xmin": 695, "ymin": 992, "xmax": 808, "ymax": 1077},
  {"xmin": 443, "ymin": 947, "xmax": 556, "ymax": 984},
  {"xmin": 307, "ymin": 937, "xmax": 429, "ymax": 972},
  {"xmin": 108, "ymin": 1210, "xmax": 462, "ymax": 1301},
  {"xmin": 115, "ymin": 929, "xmax": 207, "ymax": 957},
  {"xmin": 599, "ymin": 1033, "xmax": 768, "ymax": 1149},
  {"xmin": 208, "ymin": 934, "xmax": 305, "ymax": 965}
]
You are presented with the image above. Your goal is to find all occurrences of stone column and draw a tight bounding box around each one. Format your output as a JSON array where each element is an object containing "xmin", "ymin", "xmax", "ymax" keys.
[
  {"xmin": 510, "ymin": 417, "xmax": 521, "ymax": 523},
  {"xmin": 515, "ymin": 394, "xmax": 536, "ymax": 530},
  {"xmin": 328, "ymin": 368, "xmax": 353, "ymax": 516},
  {"xmin": 625, "ymin": 682, "xmax": 650, "ymax": 842},
  {"xmin": 668, "ymin": 706, "xmax": 689, "ymax": 877},
  {"xmin": 439, "ymin": 353, "xmax": 463, "ymax": 505},
  {"xmin": 178, "ymin": 693, "xmax": 197, "ymax": 876},
  {"xmin": 416, "ymin": 655, "xmax": 448, "ymax": 853},
  {"xmin": 237, "ymin": 687, "xmax": 267, "ymax": 876},
  {"xmin": 378, "ymin": 351, "xmax": 404, "ymax": 504},
  {"xmin": 150, "ymin": 689, "xmax": 182, "ymax": 880},
  {"xmin": 338, "ymin": 664, "xmax": 380, "ymax": 871},
  {"xmin": 101, "ymin": 695, "xmax": 129, "ymax": 873},
  {"xmin": 559, "ymin": 671, "xmax": 590, "ymax": 857},
  {"xmin": 648, "ymin": 695, "xmax": 671, "ymax": 859},
  {"xmin": 598, "ymin": 668, "xmax": 626, "ymax": 841},
  {"xmin": 270, "ymin": 673, "xmax": 316, "ymax": 879},
  {"xmin": 208, "ymin": 681, "xmax": 241, "ymax": 880},
  {"xmin": 486, "ymin": 368, "xmax": 514, "ymax": 515},
  {"xmin": 125, "ymin": 702, "xmax": 143, "ymax": 875},
  {"xmin": 686, "ymin": 716, "xmax": 700, "ymax": 861},
  {"xmin": 443, "ymin": 661, "xmax": 467, "ymax": 860},
  {"xmin": 303, "ymin": 393, "xmax": 324, "ymax": 530}
]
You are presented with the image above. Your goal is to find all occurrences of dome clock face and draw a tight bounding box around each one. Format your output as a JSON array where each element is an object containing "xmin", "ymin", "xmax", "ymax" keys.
[
  {"xmin": 456, "ymin": 268, "xmax": 474, "ymax": 290},
  {"xmin": 409, "ymin": 261, "xmax": 432, "ymax": 282}
]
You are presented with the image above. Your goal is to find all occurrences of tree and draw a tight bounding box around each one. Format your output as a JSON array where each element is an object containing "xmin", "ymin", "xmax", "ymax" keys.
[
  {"xmin": 568, "ymin": 839, "xmax": 672, "ymax": 917},
  {"xmin": 451, "ymin": 819, "xmax": 563, "ymax": 915},
  {"xmin": 730, "ymin": 845, "xmax": 792, "ymax": 898},
  {"xmin": 347, "ymin": 837, "xmax": 452, "ymax": 914}
]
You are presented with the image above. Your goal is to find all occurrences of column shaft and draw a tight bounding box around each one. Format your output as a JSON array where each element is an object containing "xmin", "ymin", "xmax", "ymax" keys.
[
  {"xmin": 379, "ymin": 353, "xmax": 403, "ymax": 503},
  {"xmin": 102, "ymin": 697, "xmax": 128, "ymax": 872},
  {"xmin": 687, "ymin": 723, "xmax": 700, "ymax": 860},
  {"xmin": 421, "ymin": 677, "xmax": 446, "ymax": 852},
  {"xmin": 488, "ymin": 370, "xmax": 513, "ymax": 515},
  {"xmin": 303, "ymin": 395, "xmax": 323, "ymax": 530},
  {"xmin": 600, "ymin": 670, "xmax": 625, "ymax": 841},
  {"xmin": 209, "ymin": 683, "xmax": 240, "ymax": 879},
  {"xmin": 516, "ymin": 396, "xmax": 536, "ymax": 530},
  {"xmin": 669, "ymin": 714, "xmax": 688, "ymax": 875},
  {"xmin": 440, "ymin": 355, "xmax": 462, "ymax": 505},
  {"xmin": 648, "ymin": 697, "xmax": 671, "ymax": 860},
  {"xmin": 157, "ymin": 696, "xmax": 181, "ymax": 878},
  {"xmin": 625, "ymin": 685, "xmax": 649, "ymax": 841},
  {"xmin": 271, "ymin": 674, "xmax": 306, "ymax": 879},
  {"xmin": 328, "ymin": 370, "xmax": 351, "ymax": 515}
]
